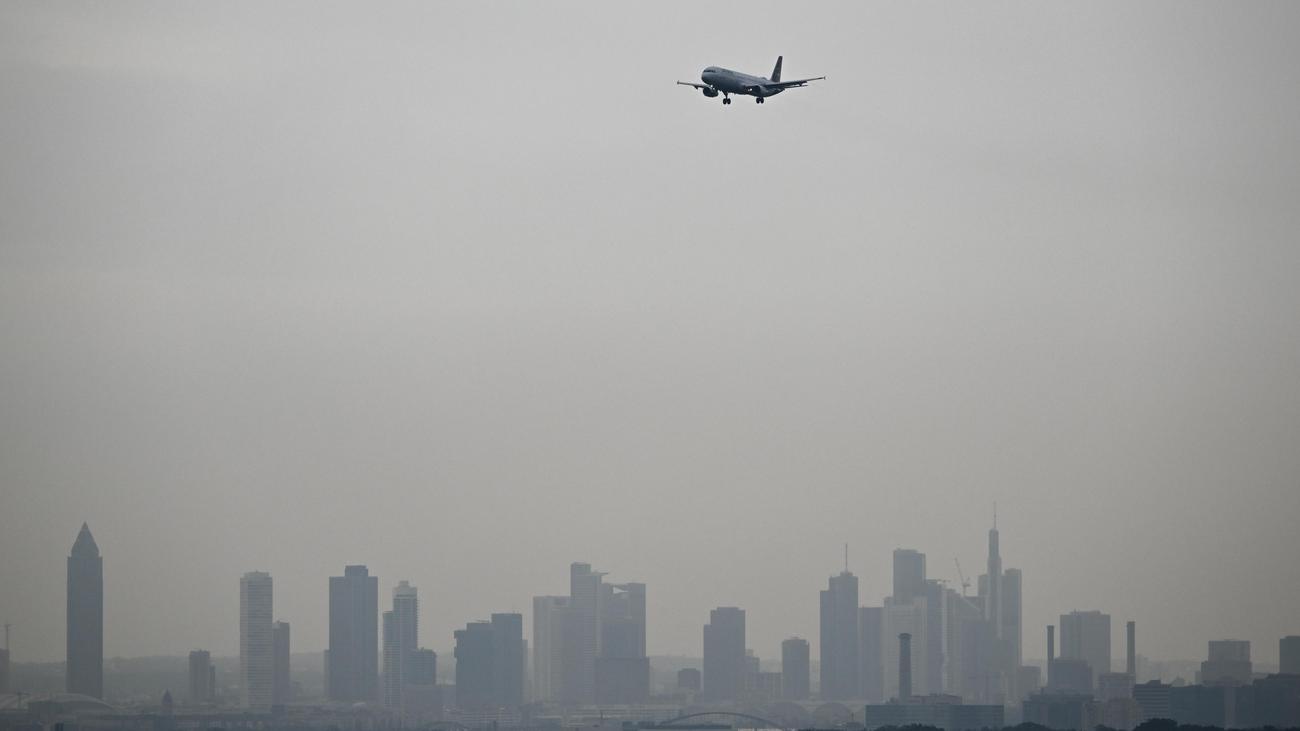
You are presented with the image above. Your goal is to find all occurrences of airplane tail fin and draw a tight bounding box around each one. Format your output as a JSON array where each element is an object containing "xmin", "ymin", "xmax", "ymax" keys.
[{"xmin": 771, "ymin": 55, "xmax": 783, "ymax": 82}]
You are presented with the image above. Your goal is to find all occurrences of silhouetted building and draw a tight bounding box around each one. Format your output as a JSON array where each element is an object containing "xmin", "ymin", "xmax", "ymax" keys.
[
  {"xmin": 820, "ymin": 570, "xmax": 859, "ymax": 700},
  {"xmin": 402, "ymin": 648, "xmax": 440, "ymax": 718},
  {"xmin": 531, "ymin": 563, "xmax": 645, "ymax": 705},
  {"xmin": 883, "ymin": 595, "xmax": 927, "ymax": 699},
  {"xmin": 187, "ymin": 650, "xmax": 214, "ymax": 704},
  {"xmin": 860, "ymin": 606, "xmax": 885, "ymax": 702},
  {"xmin": 272, "ymin": 621, "xmax": 290, "ymax": 706},
  {"xmin": 922, "ymin": 579, "xmax": 948, "ymax": 696},
  {"xmin": 1060, "ymin": 610, "xmax": 1110, "ymax": 680},
  {"xmin": 239, "ymin": 571, "xmax": 274, "ymax": 710},
  {"xmin": 677, "ymin": 667, "xmax": 701, "ymax": 692},
  {"xmin": 327, "ymin": 565, "xmax": 379, "ymax": 703},
  {"xmin": 1199, "ymin": 639, "xmax": 1252, "ymax": 686},
  {"xmin": 382, "ymin": 581, "xmax": 419, "ymax": 709},
  {"xmin": 1133, "ymin": 680, "xmax": 1171, "ymax": 722},
  {"xmin": 595, "ymin": 657, "xmax": 650, "ymax": 704},
  {"xmin": 1237, "ymin": 672, "xmax": 1300, "ymax": 728},
  {"xmin": 1023, "ymin": 692, "xmax": 1099, "ymax": 731},
  {"xmin": 744, "ymin": 669, "xmax": 782, "ymax": 701},
  {"xmin": 66, "ymin": 523, "xmax": 103, "ymax": 698},
  {"xmin": 596, "ymin": 581, "xmax": 648, "ymax": 704},
  {"xmin": 1127, "ymin": 621, "xmax": 1137, "ymax": 678},
  {"xmin": 983, "ymin": 525, "xmax": 1001, "ymax": 640},
  {"xmin": 564, "ymin": 562, "xmax": 601, "ymax": 704},
  {"xmin": 703, "ymin": 607, "xmax": 745, "ymax": 702},
  {"xmin": 1169, "ymin": 683, "xmax": 1233, "ymax": 727},
  {"xmin": 899, "ymin": 633, "xmax": 914, "ymax": 701},
  {"xmin": 782, "ymin": 637, "xmax": 810, "ymax": 700},
  {"xmin": 531, "ymin": 595, "xmax": 568, "ymax": 702},
  {"xmin": 1049, "ymin": 658, "xmax": 1094, "ymax": 695},
  {"xmin": 864, "ymin": 695, "xmax": 1004, "ymax": 731},
  {"xmin": 1098, "ymin": 671, "xmax": 1133, "ymax": 702},
  {"xmin": 1282, "ymin": 636, "xmax": 1300, "ymax": 675},
  {"xmin": 893, "ymin": 549, "xmax": 927, "ymax": 603},
  {"xmin": 454, "ymin": 613, "xmax": 524, "ymax": 710},
  {"xmin": 0, "ymin": 647, "xmax": 9, "ymax": 695}
]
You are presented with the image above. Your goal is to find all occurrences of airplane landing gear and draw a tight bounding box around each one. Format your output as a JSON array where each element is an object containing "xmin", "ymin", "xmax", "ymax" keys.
[
  {"xmin": 722, "ymin": 96, "xmax": 731, "ymax": 105},
  {"xmin": 755, "ymin": 97, "xmax": 765, "ymax": 104}
]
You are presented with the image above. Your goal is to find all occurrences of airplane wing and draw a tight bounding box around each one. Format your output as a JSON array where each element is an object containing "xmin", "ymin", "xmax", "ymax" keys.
[
  {"xmin": 677, "ymin": 81, "xmax": 711, "ymax": 90},
  {"xmin": 762, "ymin": 76, "xmax": 826, "ymax": 90}
]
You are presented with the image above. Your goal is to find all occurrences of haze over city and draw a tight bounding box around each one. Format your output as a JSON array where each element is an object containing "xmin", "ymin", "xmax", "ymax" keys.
[{"xmin": 2, "ymin": 0, "xmax": 1299, "ymax": 696}]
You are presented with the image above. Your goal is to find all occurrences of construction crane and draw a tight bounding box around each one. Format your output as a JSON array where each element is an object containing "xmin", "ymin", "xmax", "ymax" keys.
[{"xmin": 954, "ymin": 559, "xmax": 971, "ymax": 597}]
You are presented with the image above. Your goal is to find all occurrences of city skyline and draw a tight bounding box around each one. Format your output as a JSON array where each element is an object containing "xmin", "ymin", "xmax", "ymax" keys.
[
  {"xmin": 3, "ymin": 0, "xmax": 1300, "ymax": 681},
  {"xmin": 2, "ymin": 517, "xmax": 1296, "ymax": 669}
]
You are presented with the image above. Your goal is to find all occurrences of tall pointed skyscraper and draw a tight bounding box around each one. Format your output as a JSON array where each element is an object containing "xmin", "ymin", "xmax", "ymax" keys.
[
  {"xmin": 985, "ymin": 511, "xmax": 1002, "ymax": 638},
  {"xmin": 67, "ymin": 523, "xmax": 103, "ymax": 698}
]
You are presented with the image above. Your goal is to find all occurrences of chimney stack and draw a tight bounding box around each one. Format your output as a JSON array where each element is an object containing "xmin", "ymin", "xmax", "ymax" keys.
[
  {"xmin": 899, "ymin": 633, "xmax": 913, "ymax": 701},
  {"xmin": 1127, "ymin": 621, "xmax": 1136, "ymax": 678}
]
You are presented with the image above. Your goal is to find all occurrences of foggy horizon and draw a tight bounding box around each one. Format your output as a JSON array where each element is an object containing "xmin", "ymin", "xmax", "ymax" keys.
[{"xmin": 3, "ymin": 0, "xmax": 1299, "ymax": 685}]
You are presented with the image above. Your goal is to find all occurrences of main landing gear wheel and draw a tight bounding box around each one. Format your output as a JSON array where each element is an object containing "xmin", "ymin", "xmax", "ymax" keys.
[
  {"xmin": 755, "ymin": 97, "xmax": 765, "ymax": 104},
  {"xmin": 722, "ymin": 97, "xmax": 731, "ymax": 105}
]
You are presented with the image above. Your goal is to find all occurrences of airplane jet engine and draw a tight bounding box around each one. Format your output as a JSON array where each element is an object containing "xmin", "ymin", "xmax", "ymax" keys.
[{"xmin": 701, "ymin": 87, "xmax": 718, "ymax": 98}]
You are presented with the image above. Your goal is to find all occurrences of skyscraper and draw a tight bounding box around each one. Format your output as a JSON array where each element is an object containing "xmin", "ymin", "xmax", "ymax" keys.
[
  {"xmin": 1002, "ymin": 568, "xmax": 1022, "ymax": 668},
  {"xmin": 1281, "ymin": 636, "xmax": 1300, "ymax": 676},
  {"xmin": 1060, "ymin": 610, "xmax": 1111, "ymax": 682},
  {"xmin": 66, "ymin": 523, "xmax": 103, "ymax": 698},
  {"xmin": 820, "ymin": 570, "xmax": 860, "ymax": 699},
  {"xmin": 1200, "ymin": 640, "xmax": 1252, "ymax": 686},
  {"xmin": 272, "ymin": 621, "xmax": 291, "ymax": 706},
  {"xmin": 566, "ymin": 562, "xmax": 602, "ymax": 704},
  {"xmin": 532, "ymin": 563, "xmax": 646, "ymax": 705},
  {"xmin": 531, "ymin": 595, "xmax": 568, "ymax": 702},
  {"xmin": 596, "ymin": 582, "xmax": 649, "ymax": 704},
  {"xmin": 454, "ymin": 613, "xmax": 524, "ymax": 710},
  {"xmin": 782, "ymin": 637, "xmax": 810, "ymax": 700},
  {"xmin": 328, "ymin": 565, "xmax": 379, "ymax": 703},
  {"xmin": 860, "ymin": 606, "xmax": 885, "ymax": 702},
  {"xmin": 383, "ymin": 581, "xmax": 419, "ymax": 709},
  {"xmin": 883, "ymin": 597, "xmax": 927, "ymax": 699},
  {"xmin": 984, "ymin": 525, "xmax": 1002, "ymax": 638},
  {"xmin": 703, "ymin": 607, "xmax": 745, "ymax": 702},
  {"xmin": 893, "ymin": 549, "xmax": 927, "ymax": 604},
  {"xmin": 188, "ymin": 650, "xmax": 214, "ymax": 704},
  {"xmin": 240, "ymin": 571, "xmax": 274, "ymax": 710}
]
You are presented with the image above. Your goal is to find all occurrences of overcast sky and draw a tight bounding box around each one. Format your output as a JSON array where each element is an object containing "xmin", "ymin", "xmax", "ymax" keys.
[{"xmin": 2, "ymin": 2, "xmax": 1299, "ymax": 668}]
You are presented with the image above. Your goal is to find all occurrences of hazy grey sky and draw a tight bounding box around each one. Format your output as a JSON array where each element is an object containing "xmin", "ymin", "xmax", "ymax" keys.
[{"xmin": 2, "ymin": 2, "xmax": 1298, "ymax": 668}]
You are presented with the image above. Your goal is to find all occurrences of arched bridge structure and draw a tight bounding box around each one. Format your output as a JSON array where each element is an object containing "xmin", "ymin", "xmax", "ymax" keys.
[{"xmin": 653, "ymin": 711, "xmax": 791, "ymax": 731}]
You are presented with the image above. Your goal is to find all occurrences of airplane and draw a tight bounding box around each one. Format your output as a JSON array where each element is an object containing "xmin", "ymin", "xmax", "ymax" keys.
[{"xmin": 677, "ymin": 56, "xmax": 824, "ymax": 105}]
